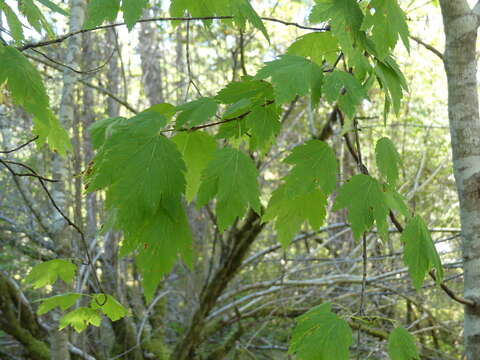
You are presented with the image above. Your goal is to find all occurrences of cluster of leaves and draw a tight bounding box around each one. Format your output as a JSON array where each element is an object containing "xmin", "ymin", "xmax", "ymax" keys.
[
  {"xmin": 24, "ymin": 259, "xmax": 128, "ymax": 332},
  {"xmin": 86, "ymin": 0, "xmax": 269, "ymax": 39},
  {"xmin": 1, "ymin": 0, "xmax": 447, "ymax": 357},
  {"xmin": 0, "ymin": 0, "xmax": 71, "ymax": 153},
  {"xmin": 0, "ymin": 0, "xmax": 68, "ymax": 42}
]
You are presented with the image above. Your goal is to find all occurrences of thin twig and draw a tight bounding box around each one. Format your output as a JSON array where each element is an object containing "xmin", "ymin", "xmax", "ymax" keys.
[
  {"xmin": 24, "ymin": 53, "xmax": 138, "ymax": 113},
  {"xmin": 18, "ymin": 16, "xmax": 328, "ymax": 52},
  {"xmin": 410, "ymin": 35, "xmax": 444, "ymax": 61},
  {"xmin": 0, "ymin": 136, "xmax": 38, "ymax": 154},
  {"xmin": 0, "ymin": 155, "xmax": 106, "ymax": 299},
  {"xmin": 0, "ymin": 159, "xmax": 58, "ymax": 182},
  {"xmin": 30, "ymin": 48, "xmax": 115, "ymax": 74},
  {"xmin": 185, "ymin": 21, "xmax": 202, "ymax": 97}
]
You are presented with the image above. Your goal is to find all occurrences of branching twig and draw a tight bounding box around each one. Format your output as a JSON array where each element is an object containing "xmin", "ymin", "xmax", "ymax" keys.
[
  {"xmin": 0, "ymin": 159, "xmax": 58, "ymax": 182},
  {"xmin": 0, "ymin": 144, "xmax": 106, "ymax": 298},
  {"xmin": 341, "ymin": 108, "xmax": 474, "ymax": 307},
  {"xmin": 160, "ymin": 100, "xmax": 275, "ymax": 133},
  {"xmin": 185, "ymin": 21, "xmax": 202, "ymax": 97}
]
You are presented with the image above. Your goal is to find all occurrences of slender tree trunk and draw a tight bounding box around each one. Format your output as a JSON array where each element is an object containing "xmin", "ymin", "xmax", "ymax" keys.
[
  {"xmin": 50, "ymin": 0, "xmax": 86, "ymax": 358},
  {"xmin": 439, "ymin": 1, "xmax": 480, "ymax": 358},
  {"xmin": 139, "ymin": 9, "xmax": 165, "ymax": 106}
]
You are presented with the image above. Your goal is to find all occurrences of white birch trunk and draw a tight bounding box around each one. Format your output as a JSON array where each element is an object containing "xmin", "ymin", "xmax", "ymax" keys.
[
  {"xmin": 50, "ymin": 0, "xmax": 86, "ymax": 359},
  {"xmin": 439, "ymin": 1, "xmax": 480, "ymax": 358}
]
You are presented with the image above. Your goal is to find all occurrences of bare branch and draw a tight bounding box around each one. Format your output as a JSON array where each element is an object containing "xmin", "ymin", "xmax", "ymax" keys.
[{"xmin": 410, "ymin": 35, "xmax": 444, "ymax": 61}]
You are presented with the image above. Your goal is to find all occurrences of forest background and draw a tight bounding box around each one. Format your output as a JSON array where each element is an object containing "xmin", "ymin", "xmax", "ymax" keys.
[{"xmin": 0, "ymin": 0, "xmax": 472, "ymax": 359}]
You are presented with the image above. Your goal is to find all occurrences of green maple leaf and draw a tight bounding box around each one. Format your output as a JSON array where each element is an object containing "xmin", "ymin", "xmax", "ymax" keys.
[
  {"xmin": 1, "ymin": 2, "xmax": 24, "ymax": 42},
  {"xmin": 375, "ymin": 57, "xmax": 408, "ymax": 116},
  {"xmin": 88, "ymin": 116, "xmax": 125, "ymax": 150},
  {"xmin": 309, "ymin": 0, "xmax": 364, "ymax": 52},
  {"xmin": 34, "ymin": 0, "xmax": 69, "ymax": 17},
  {"xmin": 60, "ymin": 307, "xmax": 102, "ymax": 333},
  {"xmin": 172, "ymin": 131, "xmax": 217, "ymax": 202},
  {"xmin": 245, "ymin": 103, "xmax": 281, "ymax": 150},
  {"xmin": 231, "ymin": 0, "xmax": 269, "ymax": 41},
  {"xmin": 19, "ymin": 0, "xmax": 54, "ymax": 36},
  {"xmin": 122, "ymin": 0, "xmax": 148, "ymax": 30},
  {"xmin": 255, "ymin": 55, "xmax": 323, "ymax": 106},
  {"xmin": 197, "ymin": 147, "xmax": 261, "ymax": 231},
  {"xmin": 287, "ymin": 32, "xmax": 339, "ymax": 66},
  {"xmin": 170, "ymin": 0, "xmax": 268, "ymax": 40},
  {"xmin": 289, "ymin": 303, "xmax": 352, "ymax": 360},
  {"xmin": 122, "ymin": 204, "xmax": 193, "ymax": 301},
  {"xmin": 25, "ymin": 259, "xmax": 77, "ymax": 289},
  {"xmin": 223, "ymin": 98, "xmax": 252, "ymax": 119},
  {"xmin": 324, "ymin": 70, "xmax": 368, "ymax": 120},
  {"xmin": 216, "ymin": 79, "xmax": 274, "ymax": 105},
  {"xmin": 32, "ymin": 109, "xmax": 72, "ymax": 155},
  {"xmin": 376, "ymin": 137, "xmax": 401, "ymax": 186},
  {"xmin": 264, "ymin": 140, "xmax": 335, "ymax": 245},
  {"xmin": 216, "ymin": 118, "xmax": 248, "ymax": 139},
  {"xmin": 264, "ymin": 187, "xmax": 327, "ymax": 247},
  {"xmin": 361, "ymin": 0, "xmax": 409, "ymax": 59},
  {"xmin": 90, "ymin": 294, "xmax": 129, "ymax": 321},
  {"xmin": 89, "ymin": 104, "xmax": 174, "ymax": 150},
  {"xmin": 0, "ymin": 45, "xmax": 70, "ymax": 154},
  {"xmin": 84, "ymin": 0, "xmax": 120, "ymax": 28},
  {"xmin": 20, "ymin": 0, "xmax": 43, "ymax": 33},
  {"xmin": 37, "ymin": 293, "xmax": 82, "ymax": 315},
  {"xmin": 402, "ymin": 216, "xmax": 443, "ymax": 290},
  {"xmin": 388, "ymin": 327, "xmax": 420, "ymax": 360},
  {"xmin": 333, "ymin": 174, "xmax": 390, "ymax": 240},
  {"xmin": 175, "ymin": 97, "xmax": 218, "ymax": 128},
  {"xmin": 283, "ymin": 140, "xmax": 338, "ymax": 195},
  {"xmin": 384, "ymin": 189, "xmax": 410, "ymax": 219},
  {"xmin": 86, "ymin": 110, "xmax": 186, "ymax": 233}
]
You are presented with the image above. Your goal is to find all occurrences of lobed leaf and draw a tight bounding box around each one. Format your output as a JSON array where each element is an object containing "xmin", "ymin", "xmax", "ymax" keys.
[
  {"xmin": 121, "ymin": 203, "xmax": 193, "ymax": 301},
  {"xmin": 172, "ymin": 131, "xmax": 217, "ymax": 202},
  {"xmin": 90, "ymin": 294, "xmax": 129, "ymax": 321},
  {"xmin": 323, "ymin": 70, "xmax": 368, "ymax": 120},
  {"xmin": 255, "ymin": 55, "xmax": 323, "ymax": 106},
  {"xmin": 283, "ymin": 140, "xmax": 338, "ymax": 195},
  {"xmin": 264, "ymin": 140, "xmax": 336, "ymax": 246},
  {"xmin": 86, "ymin": 110, "xmax": 186, "ymax": 233},
  {"xmin": 59, "ymin": 307, "xmax": 102, "ymax": 333},
  {"xmin": 309, "ymin": 0, "xmax": 364, "ymax": 53},
  {"xmin": 197, "ymin": 147, "xmax": 261, "ymax": 231},
  {"xmin": 122, "ymin": 0, "xmax": 149, "ymax": 30},
  {"xmin": 361, "ymin": 0, "xmax": 409, "ymax": 59},
  {"xmin": 25, "ymin": 259, "xmax": 77, "ymax": 289},
  {"xmin": 287, "ymin": 32, "xmax": 339, "ymax": 66},
  {"xmin": 216, "ymin": 78, "xmax": 274, "ymax": 105},
  {"xmin": 85, "ymin": 0, "xmax": 120, "ymax": 28},
  {"xmin": 333, "ymin": 174, "xmax": 390, "ymax": 240},
  {"xmin": 175, "ymin": 97, "xmax": 218, "ymax": 128},
  {"xmin": 388, "ymin": 327, "xmax": 420, "ymax": 360},
  {"xmin": 264, "ymin": 188, "xmax": 327, "ymax": 247},
  {"xmin": 289, "ymin": 303, "xmax": 352, "ymax": 360},
  {"xmin": 0, "ymin": 45, "xmax": 70, "ymax": 154},
  {"xmin": 245, "ymin": 103, "xmax": 281, "ymax": 151},
  {"xmin": 37, "ymin": 293, "xmax": 82, "ymax": 315},
  {"xmin": 376, "ymin": 137, "xmax": 401, "ymax": 186},
  {"xmin": 402, "ymin": 216, "xmax": 444, "ymax": 290}
]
